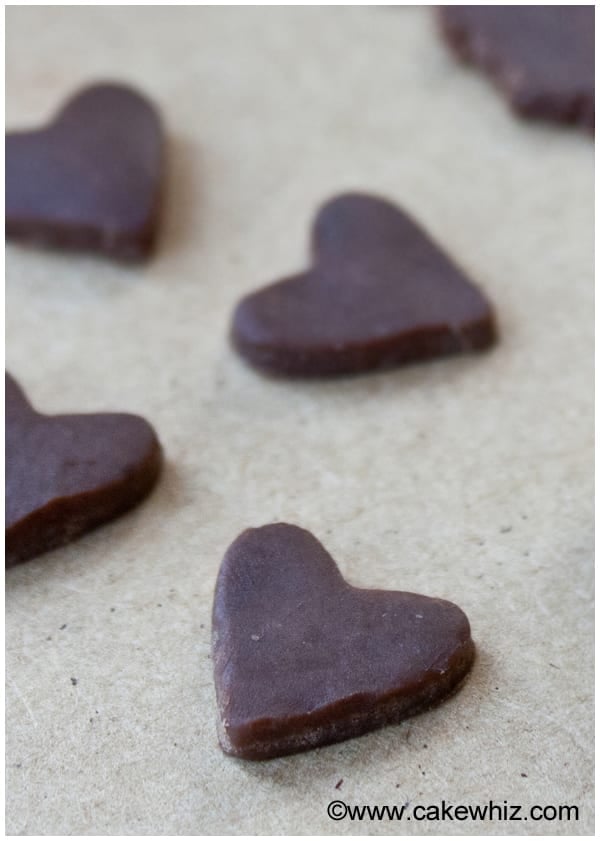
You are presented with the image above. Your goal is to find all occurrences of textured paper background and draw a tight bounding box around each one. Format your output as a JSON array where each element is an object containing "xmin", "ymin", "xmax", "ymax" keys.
[{"xmin": 5, "ymin": 6, "xmax": 593, "ymax": 836}]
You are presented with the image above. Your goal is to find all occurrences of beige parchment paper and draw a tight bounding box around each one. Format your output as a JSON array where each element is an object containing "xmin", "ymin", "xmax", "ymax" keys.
[{"xmin": 6, "ymin": 6, "xmax": 593, "ymax": 835}]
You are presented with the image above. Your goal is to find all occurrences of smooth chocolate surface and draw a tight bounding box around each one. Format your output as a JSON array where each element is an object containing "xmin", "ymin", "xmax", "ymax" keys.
[
  {"xmin": 6, "ymin": 82, "xmax": 164, "ymax": 260},
  {"xmin": 212, "ymin": 523, "xmax": 475, "ymax": 760},
  {"xmin": 231, "ymin": 193, "xmax": 496, "ymax": 376},
  {"xmin": 6, "ymin": 373, "xmax": 162, "ymax": 566},
  {"xmin": 439, "ymin": 6, "xmax": 594, "ymax": 132}
]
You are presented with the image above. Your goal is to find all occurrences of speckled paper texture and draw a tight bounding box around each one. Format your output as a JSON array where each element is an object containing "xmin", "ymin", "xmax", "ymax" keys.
[{"xmin": 6, "ymin": 6, "xmax": 593, "ymax": 835}]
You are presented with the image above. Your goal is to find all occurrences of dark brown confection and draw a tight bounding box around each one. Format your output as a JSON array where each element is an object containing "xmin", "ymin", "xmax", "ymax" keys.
[
  {"xmin": 6, "ymin": 82, "xmax": 164, "ymax": 260},
  {"xmin": 231, "ymin": 193, "xmax": 496, "ymax": 377},
  {"xmin": 439, "ymin": 6, "xmax": 595, "ymax": 132},
  {"xmin": 5, "ymin": 373, "xmax": 162, "ymax": 566},
  {"xmin": 212, "ymin": 523, "xmax": 475, "ymax": 760}
]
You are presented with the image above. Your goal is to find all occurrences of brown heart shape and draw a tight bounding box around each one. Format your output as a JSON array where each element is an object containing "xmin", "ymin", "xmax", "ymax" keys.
[
  {"xmin": 438, "ymin": 6, "xmax": 594, "ymax": 133},
  {"xmin": 212, "ymin": 523, "xmax": 475, "ymax": 760},
  {"xmin": 6, "ymin": 373, "xmax": 162, "ymax": 566},
  {"xmin": 231, "ymin": 193, "xmax": 496, "ymax": 376},
  {"xmin": 6, "ymin": 82, "xmax": 164, "ymax": 261}
]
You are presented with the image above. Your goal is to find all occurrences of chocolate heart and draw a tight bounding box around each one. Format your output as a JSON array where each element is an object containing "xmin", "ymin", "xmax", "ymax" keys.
[
  {"xmin": 6, "ymin": 373, "xmax": 162, "ymax": 566},
  {"xmin": 212, "ymin": 523, "xmax": 475, "ymax": 760},
  {"xmin": 231, "ymin": 193, "xmax": 496, "ymax": 376},
  {"xmin": 6, "ymin": 82, "xmax": 164, "ymax": 260},
  {"xmin": 439, "ymin": 6, "xmax": 594, "ymax": 133}
]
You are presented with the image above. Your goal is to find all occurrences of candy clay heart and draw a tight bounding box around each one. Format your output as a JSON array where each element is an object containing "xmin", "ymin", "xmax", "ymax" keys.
[
  {"xmin": 212, "ymin": 523, "xmax": 475, "ymax": 759},
  {"xmin": 231, "ymin": 193, "xmax": 496, "ymax": 376},
  {"xmin": 439, "ymin": 6, "xmax": 594, "ymax": 133},
  {"xmin": 6, "ymin": 82, "xmax": 164, "ymax": 260},
  {"xmin": 6, "ymin": 373, "xmax": 162, "ymax": 566}
]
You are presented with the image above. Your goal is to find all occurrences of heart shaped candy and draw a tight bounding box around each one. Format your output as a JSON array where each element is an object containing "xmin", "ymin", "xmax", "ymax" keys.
[
  {"xmin": 439, "ymin": 6, "xmax": 594, "ymax": 133},
  {"xmin": 6, "ymin": 82, "xmax": 164, "ymax": 260},
  {"xmin": 212, "ymin": 523, "xmax": 475, "ymax": 760},
  {"xmin": 5, "ymin": 373, "xmax": 162, "ymax": 566},
  {"xmin": 231, "ymin": 193, "xmax": 496, "ymax": 376}
]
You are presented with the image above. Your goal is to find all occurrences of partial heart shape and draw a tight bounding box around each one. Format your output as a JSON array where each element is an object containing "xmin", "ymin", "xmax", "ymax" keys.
[
  {"xmin": 6, "ymin": 373, "xmax": 162, "ymax": 566},
  {"xmin": 212, "ymin": 523, "xmax": 475, "ymax": 760},
  {"xmin": 6, "ymin": 82, "xmax": 165, "ymax": 260},
  {"xmin": 231, "ymin": 193, "xmax": 496, "ymax": 376},
  {"xmin": 439, "ymin": 6, "xmax": 594, "ymax": 133}
]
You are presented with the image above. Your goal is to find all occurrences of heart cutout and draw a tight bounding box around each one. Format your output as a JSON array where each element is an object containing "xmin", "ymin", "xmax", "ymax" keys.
[
  {"xmin": 212, "ymin": 523, "xmax": 475, "ymax": 759},
  {"xmin": 6, "ymin": 82, "xmax": 164, "ymax": 261},
  {"xmin": 231, "ymin": 193, "xmax": 496, "ymax": 376},
  {"xmin": 439, "ymin": 7, "xmax": 594, "ymax": 133},
  {"xmin": 5, "ymin": 373, "xmax": 162, "ymax": 566}
]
